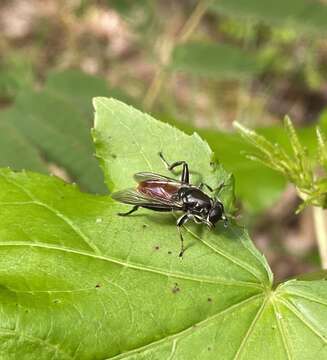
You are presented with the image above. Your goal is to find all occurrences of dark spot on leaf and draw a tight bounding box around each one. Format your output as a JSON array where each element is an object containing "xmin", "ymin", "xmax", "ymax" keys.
[
  {"xmin": 95, "ymin": 284, "xmax": 101, "ymax": 288},
  {"xmin": 142, "ymin": 224, "xmax": 148, "ymax": 229},
  {"xmin": 172, "ymin": 283, "xmax": 180, "ymax": 294},
  {"xmin": 53, "ymin": 299, "xmax": 60, "ymax": 304},
  {"xmin": 207, "ymin": 297, "xmax": 212, "ymax": 302},
  {"xmin": 168, "ymin": 251, "xmax": 172, "ymax": 255},
  {"xmin": 25, "ymin": 310, "xmax": 29, "ymax": 313},
  {"xmin": 154, "ymin": 245, "xmax": 160, "ymax": 250},
  {"xmin": 111, "ymin": 154, "xmax": 117, "ymax": 159},
  {"xmin": 208, "ymin": 347, "xmax": 211, "ymax": 351}
]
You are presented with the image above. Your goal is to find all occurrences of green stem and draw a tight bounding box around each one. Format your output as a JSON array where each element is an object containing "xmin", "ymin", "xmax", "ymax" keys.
[
  {"xmin": 312, "ymin": 206, "xmax": 327, "ymax": 269},
  {"xmin": 143, "ymin": 0, "xmax": 209, "ymax": 111}
]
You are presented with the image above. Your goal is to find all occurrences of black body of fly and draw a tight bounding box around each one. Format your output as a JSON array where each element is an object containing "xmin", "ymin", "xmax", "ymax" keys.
[{"xmin": 111, "ymin": 152, "xmax": 228, "ymax": 257}]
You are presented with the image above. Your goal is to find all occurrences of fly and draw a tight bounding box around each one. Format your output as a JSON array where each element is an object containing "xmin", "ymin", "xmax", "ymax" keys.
[{"xmin": 111, "ymin": 152, "xmax": 228, "ymax": 257}]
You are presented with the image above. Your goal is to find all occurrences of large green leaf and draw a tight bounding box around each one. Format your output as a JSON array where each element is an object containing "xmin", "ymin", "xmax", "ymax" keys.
[
  {"xmin": 0, "ymin": 110, "xmax": 46, "ymax": 173},
  {"xmin": 0, "ymin": 54, "xmax": 34, "ymax": 99},
  {"xmin": 171, "ymin": 42, "xmax": 260, "ymax": 79},
  {"xmin": 210, "ymin": 0, "xmax": 327, "ymax": 33},
  {"xmin": 0, "ymin": 98, "xmax": 326, "ymax": 359},
  {"xmin": 0, "ymin": 70, "xmax": 113, "ymax": 194}
]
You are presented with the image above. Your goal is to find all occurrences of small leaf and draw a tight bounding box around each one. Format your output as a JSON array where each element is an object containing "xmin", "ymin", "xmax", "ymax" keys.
[
  {"xmin": 210, "ymin": 0, "xmax": 327, "ymax": 33},
  {"xmin": 0, "ymin": 70, "xmax": 115, "ymax": 194},
  {"xmin": 284, "ymin": 116, "xmax": 304, "ymax": 159},
  {"xmin": 171, "ymin": 42, "xmax": 259, "ymax": 79},
  {"xmin": 0, "ymin": 110, "xmax": 46, "ymax": 172},
  {"xmin": 316, "ymin": 126, "xmax": 327, "ymax": 171}
]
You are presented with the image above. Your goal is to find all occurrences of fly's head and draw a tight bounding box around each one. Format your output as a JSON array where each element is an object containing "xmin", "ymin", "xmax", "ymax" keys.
[{"xmin": 207, "ymin": 201, "xmax": 228, "ymax": 228}]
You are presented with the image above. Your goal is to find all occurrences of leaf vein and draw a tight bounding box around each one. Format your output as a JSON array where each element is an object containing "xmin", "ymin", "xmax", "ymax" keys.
[
  {"xmin": 233, "ymin": 293, "xmax": 269, "ymax": 359},
  {"xmin": 272, "ymin": 298, "xmax": 293, "ymax": 360},
  {"xmin": 0, "ymin": 173, "xmax": 101, "ymax": 254},
  {"xmin": 0, "ymin": 240, "xmax": 264, "ymax": 289},
  {"xmin": 278, "ymin": 298, "xmax": 327, "ymax": 344},
  {"xmin": 109, "ymin": 293, "xmax": 264, "ymax": 359}
]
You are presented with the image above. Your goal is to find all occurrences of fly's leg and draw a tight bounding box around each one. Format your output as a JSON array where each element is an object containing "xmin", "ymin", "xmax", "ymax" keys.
[
  {"xmin": 199, "ymin": 181, "xmax": 225, "ymax": 195},
  {"xmin": 118, "ymin": 205, "xmax": 139, "ymax": 216},
  {"xmin": 159, "ymin": 152, "xmax": 189, "ymax": 184},
  {"xmin": 176, "ymin": 213, "xmax": 192, "ymax": 257},
  {"xmin": 199, "ymin": 183, "xmax": 213, "ymax": 192},
  {"xmin": 214, "ymin": 181, "xmax": 225, "ymax": 196}
]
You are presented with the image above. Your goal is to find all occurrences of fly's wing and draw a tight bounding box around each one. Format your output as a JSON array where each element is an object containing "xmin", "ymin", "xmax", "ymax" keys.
[
  {"xmin": 134, "ymin": 172, "xmax": 181, "ymax": 185},
  {"xmin": 111, "ymin": 188, "xmax": 183, "ymax": 209}
]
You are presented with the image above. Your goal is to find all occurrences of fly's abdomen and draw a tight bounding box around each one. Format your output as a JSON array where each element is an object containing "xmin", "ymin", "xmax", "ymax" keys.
[{"xmin": 138, "ymin": 181, "xmax": 180, "ymax": 201}]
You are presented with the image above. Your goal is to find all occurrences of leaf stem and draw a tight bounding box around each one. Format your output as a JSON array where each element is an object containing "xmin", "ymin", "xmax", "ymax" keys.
[
  {"xmin": 143, "ymin": 0, "xmax": 209, "ymax": 111},
  {"xmin": 312, "ymin": 206, "xmax": 327, "ymax": 269},
  {"xmin": 177, "ymin": 0, "xmax": 209, "ymax": 44}
]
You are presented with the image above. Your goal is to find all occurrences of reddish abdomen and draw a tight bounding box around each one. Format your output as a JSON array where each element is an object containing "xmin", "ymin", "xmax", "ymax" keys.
[{"xmin": 138, "ymin": 181, "xmax": 179, "ymax": 200}]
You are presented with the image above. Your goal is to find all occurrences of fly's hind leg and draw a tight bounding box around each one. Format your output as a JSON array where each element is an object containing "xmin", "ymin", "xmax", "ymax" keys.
[
  {"xmin": 118, "ymin": 205, "xmax": 139, "ymax": 216},
  {"xmin": 176, "ymin": 213, "xmax": 192, "ymax": 257},
  {"xmin": 159, "ymin": 152, "xmax": 189, "ymax": 184}
]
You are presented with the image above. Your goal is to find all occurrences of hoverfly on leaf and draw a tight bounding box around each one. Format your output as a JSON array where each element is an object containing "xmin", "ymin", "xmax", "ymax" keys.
[{"xmin": 112, "ymin": 152, "xmax": 228, "ymax": 257}]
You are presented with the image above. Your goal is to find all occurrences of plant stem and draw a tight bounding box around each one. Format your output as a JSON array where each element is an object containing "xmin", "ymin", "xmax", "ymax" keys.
[
  {"xmin": 177, "ymin": 0, "xmax": 209, "ymax": 43},
  {"xmin": 143, "ymin": 0, "xmax": 209, "ymax": 111},
  {"xmin": 312, "ymin": 206, "xmax": 327, "ymax": 269}
]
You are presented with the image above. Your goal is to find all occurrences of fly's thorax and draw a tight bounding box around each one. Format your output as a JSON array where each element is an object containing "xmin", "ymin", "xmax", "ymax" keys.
[{"xmin": 178, "ymin": 186, "xmax": 212, "ymax": 214}]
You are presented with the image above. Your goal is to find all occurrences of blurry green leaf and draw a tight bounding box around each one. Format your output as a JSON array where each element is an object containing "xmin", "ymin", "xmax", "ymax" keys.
[
  {"xmin": 46, "ymin": 70, "xmax": 136, "ymax": 111},
  {"xmin": 295, "ymin": 270, "xmax": 327, "ymax": 281},
  {"xmin": 45, "ymin": 70, "xmax": 111, "ymax": 117},
  {"xmin": 106, "ymin": 0, "xmax": 155, "ymax": 31},
  {"xmin": 11, "ymin": 90, "xmax": 106, "ymax": 194},
  {"xmin": 0, "ymin": 110, "xmax": 46, "ymax": 172},
  {"xmin": 0, "ymin": 98, "xmax": 326, "ymax": 359},
  {"xmin": 210, "ymin": 0, "xmax": 327, "ymax": 33},
  {"xmin": 107, "ymin": 0, "xmax": 150, "ymax": 13},
  {"xmin": 171, "ymin": 42, "xmax": 259, "ymax": 79},
  {"xmin": 0, "ymin": 54, "xmax": 34, "ymax": 99},
  {"xmin": 0, "ymin": 70, "xmax": 135, "ymax": 194}
]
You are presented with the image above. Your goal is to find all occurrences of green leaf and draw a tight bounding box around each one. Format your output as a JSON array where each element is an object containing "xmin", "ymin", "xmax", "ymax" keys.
[
  {"xmin": 210, "ymin": 0, "xmax": 327, "ymax": 33},
  {"xmin": 316, "ymin": 127, "xmax": 327, "ymax": 171},
  {"xmin": 0, "ymin": 70, "xmax": 121, "ymax": 194},
  {"xmin": 171, "ymin": 42, "xmax": 260, "ymax": 79},
  {"xmin": 0, "ymin": 53, "xmax": 34, "ymax": 99},
  {"xmin": 0, "ymin": 98, "xmax": 326, "ymax": 358},
  {"xmin": 0, "ymin": 110, "xmax": 46, "ymax": 173}
]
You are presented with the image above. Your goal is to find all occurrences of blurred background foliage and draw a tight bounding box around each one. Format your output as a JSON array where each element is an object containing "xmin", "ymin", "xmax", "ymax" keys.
[{"xmin": 1, "ymin": 0, "xmax": 327, "ymax": 280}]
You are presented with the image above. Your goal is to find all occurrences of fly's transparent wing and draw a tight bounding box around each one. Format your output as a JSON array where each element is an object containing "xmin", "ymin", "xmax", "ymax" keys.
[
  {"xmin": 134, "ymin": 172, "xmax": 181, "ymax": 185},
  {"xmin": 111, "ymin": 188, "xmax": 183, "ymax": 208}
]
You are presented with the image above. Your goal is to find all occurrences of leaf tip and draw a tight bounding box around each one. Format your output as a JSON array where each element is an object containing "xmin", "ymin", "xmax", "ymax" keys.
[{"xmin": 92, "ymin": 97, "xmax": 107, "ymax": 110}]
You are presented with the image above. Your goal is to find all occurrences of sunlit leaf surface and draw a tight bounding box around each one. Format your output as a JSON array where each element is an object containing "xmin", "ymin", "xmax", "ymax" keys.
[{"xmin": 0, "ymin": 99, "xmax": 325, "ymax": 359}]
